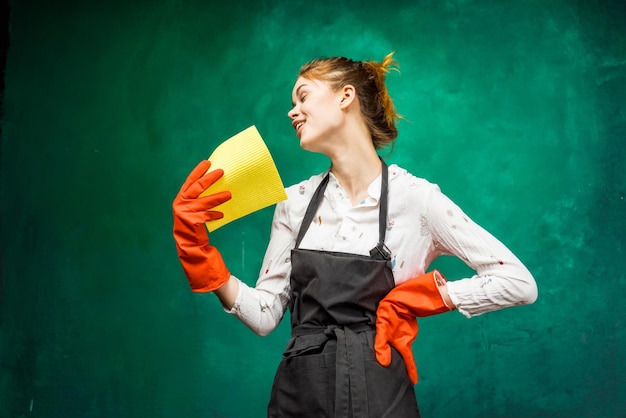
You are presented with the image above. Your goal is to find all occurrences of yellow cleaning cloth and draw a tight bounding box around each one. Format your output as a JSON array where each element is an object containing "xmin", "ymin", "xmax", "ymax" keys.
[{"xmin": 200, "ymin": 126, "xmax": 287, "ymax": 232}]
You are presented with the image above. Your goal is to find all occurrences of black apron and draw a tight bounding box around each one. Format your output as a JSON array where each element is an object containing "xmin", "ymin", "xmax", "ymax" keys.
[{"xmin": 268, "ymin": 160, "xmax": 421, "ymax": 418}]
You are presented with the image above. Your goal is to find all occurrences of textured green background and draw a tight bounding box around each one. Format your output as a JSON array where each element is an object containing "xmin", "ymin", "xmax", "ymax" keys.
[{"xmin": 1, "ymin": 0, "xmax": 625, "ymax": 417}]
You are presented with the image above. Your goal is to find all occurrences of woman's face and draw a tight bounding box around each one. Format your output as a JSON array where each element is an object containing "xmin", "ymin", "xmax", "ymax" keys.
[{"xmin": 288, "ymin": 76, "xmax": 345, "ymax": 153}]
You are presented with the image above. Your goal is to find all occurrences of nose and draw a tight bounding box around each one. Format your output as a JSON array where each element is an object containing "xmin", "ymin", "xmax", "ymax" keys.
[{"xmin": 288, "ymin": 105, "xmax": 298, "ymax": 120}]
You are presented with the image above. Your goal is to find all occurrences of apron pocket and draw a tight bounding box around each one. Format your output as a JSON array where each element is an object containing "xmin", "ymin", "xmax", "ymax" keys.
[
  {"xmin": 283, "ymin": 333, "xmax": 330, "ymax": 358},
  {"xmin": 268, "ymin": 341, "xmax": 337, "ymax": 417}
]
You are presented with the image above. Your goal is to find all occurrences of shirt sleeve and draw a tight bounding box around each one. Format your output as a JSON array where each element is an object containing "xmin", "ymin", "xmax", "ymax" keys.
[
  {"xmin": 425, "ymin": 185, "xmax": 538, "ymax": 318},
  {"xmin": 224, "ymin": 197, "xmax": 296, "ymax": 336}
]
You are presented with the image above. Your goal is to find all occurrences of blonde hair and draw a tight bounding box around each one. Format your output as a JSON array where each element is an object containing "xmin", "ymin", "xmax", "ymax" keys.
[{"xmin": 298, "ymin": 52, "xmax": 400, "ymax": 150}]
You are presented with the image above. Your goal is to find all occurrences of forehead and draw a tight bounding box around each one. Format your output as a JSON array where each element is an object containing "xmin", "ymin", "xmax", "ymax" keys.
[{"xmin": 291, "ymin": 77, "xmax": 331, "ymax": 97}]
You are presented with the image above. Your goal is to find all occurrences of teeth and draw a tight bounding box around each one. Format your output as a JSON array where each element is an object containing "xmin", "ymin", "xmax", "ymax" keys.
[{"xmin": 296, "ymin": 122, "xmax": 304, "ymax": 130}]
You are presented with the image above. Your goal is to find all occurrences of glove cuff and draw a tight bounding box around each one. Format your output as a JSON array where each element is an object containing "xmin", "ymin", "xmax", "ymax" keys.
[
  {"xmin": 177, "ymin": 244, "xmax": 231, "ymax": 292},
  {"xmin": 388, "ymin": 270, "xmax": 452, "ymax": 317}
]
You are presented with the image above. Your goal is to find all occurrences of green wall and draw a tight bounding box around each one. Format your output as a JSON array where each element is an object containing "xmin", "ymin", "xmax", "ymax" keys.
[{"xmin": 1, "ymin": 0, "xmax": 624, "ymax": 416}]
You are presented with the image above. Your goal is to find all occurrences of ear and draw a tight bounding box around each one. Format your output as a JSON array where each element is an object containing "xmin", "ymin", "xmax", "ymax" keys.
[{"xmin": 338, "ymin": 84, "xmax": 357, "ymax": 109}]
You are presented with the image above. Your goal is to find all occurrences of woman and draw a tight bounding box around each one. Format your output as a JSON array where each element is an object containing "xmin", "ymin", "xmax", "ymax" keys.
[{"xmin": 172, "ymin": 53, "xmax": 538, "ymax": 417}]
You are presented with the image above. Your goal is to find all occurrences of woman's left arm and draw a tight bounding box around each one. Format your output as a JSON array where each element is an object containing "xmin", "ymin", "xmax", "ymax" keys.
[{"xmin": 426, "ymin": 186, "xmax": 538, "ymax": 318}]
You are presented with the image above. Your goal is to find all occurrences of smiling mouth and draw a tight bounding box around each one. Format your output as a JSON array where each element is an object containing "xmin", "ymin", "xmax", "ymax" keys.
[{"xmin": 294, "ymin": 121, "xmax": 305, "ymax": 136}]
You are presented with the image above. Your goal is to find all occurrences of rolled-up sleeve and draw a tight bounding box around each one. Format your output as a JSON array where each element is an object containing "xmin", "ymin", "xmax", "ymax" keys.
[{"xmin": 225, "ymin": 199, "xmax": 295, "ymax": 336}]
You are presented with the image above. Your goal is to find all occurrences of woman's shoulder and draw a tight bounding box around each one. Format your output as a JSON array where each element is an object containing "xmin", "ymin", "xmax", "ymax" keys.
[
  {"xmin": 274, "ymin": 170, "xmax": 328, "ymax": 221},
  {"xmin": 284, "ymin": 171, "xmax": 327, "ymax": 200},
  {"xmin": 388, "ymin": 163, "xmax": 439, "ymax": 194},
  {"xmin": 269, "ymin": 171, "xmax": 328, "ymax": 229}
]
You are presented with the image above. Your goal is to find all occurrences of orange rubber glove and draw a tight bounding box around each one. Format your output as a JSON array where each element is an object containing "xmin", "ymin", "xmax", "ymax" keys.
[
  {"xmin": 374, "ymin": 270, "xmax": 452, "ymax": 384},
  {"xmin": 173, "ymin": 160, "xmax": 232, "ymax": 292}
]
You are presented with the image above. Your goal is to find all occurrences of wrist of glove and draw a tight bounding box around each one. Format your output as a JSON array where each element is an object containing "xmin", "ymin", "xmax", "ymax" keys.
[
  {"xmin": 172, "ymin": 160, "xmax": 232, "ymax": 292},
  {"xmin": 374, "ymin": 270, "xmax": 452, "ymax": 384}
]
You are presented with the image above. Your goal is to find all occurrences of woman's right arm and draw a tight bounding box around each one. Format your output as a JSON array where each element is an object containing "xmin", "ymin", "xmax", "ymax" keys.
[
  {"xmin": 214, "ymin": 198, "xmax": 297, "ymax": 336},
  {"xmin": 213, "ymin": 276, "xmax": 240, "ymax": 309}
]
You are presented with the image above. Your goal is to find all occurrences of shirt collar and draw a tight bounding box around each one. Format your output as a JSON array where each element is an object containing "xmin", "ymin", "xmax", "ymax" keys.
[{"xmin": 326, "ymin": 170, "xmax": 383, "ymax": 206}]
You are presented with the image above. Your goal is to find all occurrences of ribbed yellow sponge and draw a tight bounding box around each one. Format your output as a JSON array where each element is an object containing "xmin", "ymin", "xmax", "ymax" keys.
[{"xmin": 200, "ymin": 125, "xmax": 287, "ymax": 232}]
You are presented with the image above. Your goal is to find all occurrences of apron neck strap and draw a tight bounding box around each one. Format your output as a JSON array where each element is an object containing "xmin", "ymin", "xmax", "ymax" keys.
[{"xmin": 295, "ymin": 157, "xmax": 389, "ymax": 253}]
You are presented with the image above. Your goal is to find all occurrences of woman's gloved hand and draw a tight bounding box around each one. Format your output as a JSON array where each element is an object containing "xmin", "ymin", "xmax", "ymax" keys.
[
  {"xmin": 172, "ymin": 160, "xmax": 232, "ymax": 292},
  {"xmin": 374, "ymin": 270, "xmax": 452, "ymax": 384}
]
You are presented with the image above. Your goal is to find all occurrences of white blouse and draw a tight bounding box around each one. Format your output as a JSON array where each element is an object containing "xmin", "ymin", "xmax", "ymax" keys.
[{"xmin": 226, "ymin": 164, "xmax": 537, "ymax": 336}]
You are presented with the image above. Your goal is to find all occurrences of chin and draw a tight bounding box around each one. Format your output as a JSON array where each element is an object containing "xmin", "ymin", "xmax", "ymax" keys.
[
  {"xmin": 299, "ymin": 137, "xmax": 313, "ymax": 151},
  {"xmin": 299, "ymin": 134, "xmax": 327, "ymax": 155},
  {"xmin": 299, "ymin": 141, "xmax": 318, "ymax": 154}
]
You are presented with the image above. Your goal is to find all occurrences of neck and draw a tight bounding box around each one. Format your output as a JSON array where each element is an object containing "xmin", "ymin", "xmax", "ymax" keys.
[
  {"xmin": 329, "ymin": 146, "xmax": 382, "ymax": 206},
  {"xmin": 318, "ymin": 108, "xmax": 384, "ymax": 205}
]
